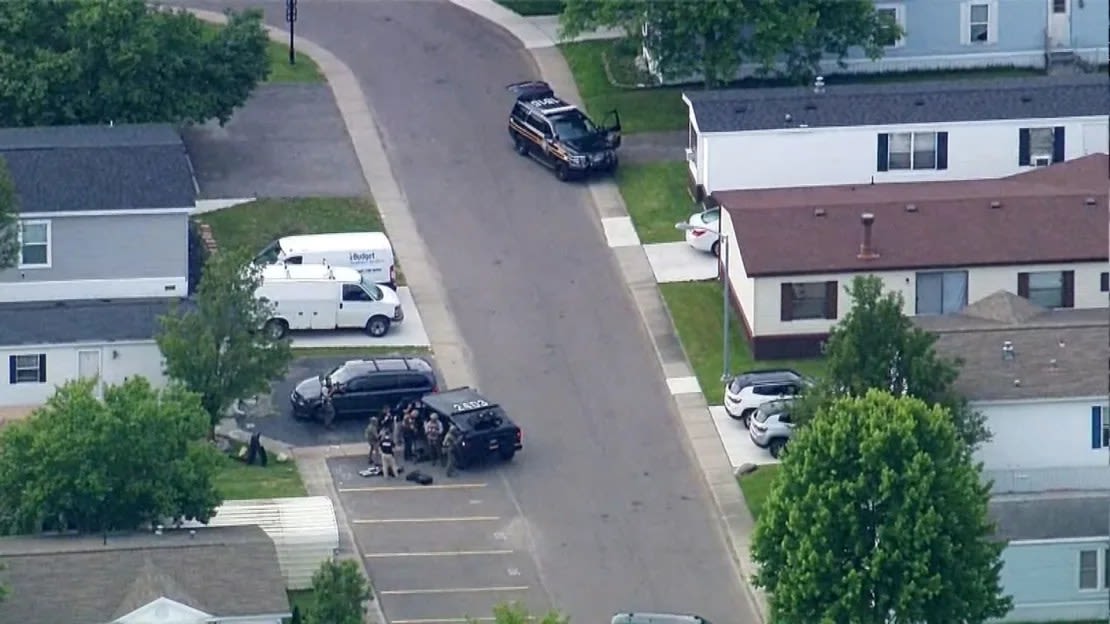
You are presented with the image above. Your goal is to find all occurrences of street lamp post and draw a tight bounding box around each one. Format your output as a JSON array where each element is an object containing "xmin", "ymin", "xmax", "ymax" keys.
[
  {"xmin": 675, "ymin": 213, "xmax": 732, "ymax": 383},
  {"xmin": 285, "ymin": 0, "xmax": 298, "ymax": 66}
]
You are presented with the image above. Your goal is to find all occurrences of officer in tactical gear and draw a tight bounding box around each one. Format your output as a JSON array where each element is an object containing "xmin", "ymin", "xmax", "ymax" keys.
[
  {"xmin": 424, "ymin": 413, "xmax": 443, "ymax": 463},
  {"xmin": 365, "ymin": 416, "xmax": 380, "ymax": 466},
  {"xmin": 442, "ymin": 425, "xmax": 460, "ymax": 477}
]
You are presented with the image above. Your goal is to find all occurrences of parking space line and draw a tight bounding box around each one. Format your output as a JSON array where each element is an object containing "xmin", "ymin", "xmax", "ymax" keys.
[
  {"xmin": 339, "ymin": 483, "xmax": 487, "ymax": 493},
  {"xmin": 365, "ymin": 549, "xmax": 513, "ymax": 558},
  {"xmin": 392, "ymin": 618, "xmax": 495, "ymax": 624},
  {"xmin": 379, "ymin": 586, "xmax": 530, "ymax": 596},
  {"xmin": 352, "ymin": 516, "xmax": 499, "ymax": 524}
]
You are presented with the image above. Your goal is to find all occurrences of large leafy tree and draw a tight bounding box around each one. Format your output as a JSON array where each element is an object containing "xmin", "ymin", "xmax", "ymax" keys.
[
  {"xmin": 470, "ymin": 602, "xmax": 568, "ymax": 624},
  {"xmin": 0, "ymin": 0, "xmax": 270, "ymax": 127},
  {"xmin": 803, "ymin": 275, "xmax": 989, "ymax": 449},
  {"xmin": 0, "ymin": 157, "xmax": 18, "ymax": 270},
  {"xmin": 0, "ymin": 378, "xmax": 223, "ymax": 535},
  {"xmin": 752, "ymin": 390, "xmax": 1011, "ymax": 624},
  {"xmin": 157, "ymin": 248, "xmax": 292, "ymax": 427},
  {"xmin": 559, "ymin": 0, "xmax": 900, "ymax": 86},
  {"xmin": 307, "ymin": 560, "xmax": 371, "ymax": 624}
]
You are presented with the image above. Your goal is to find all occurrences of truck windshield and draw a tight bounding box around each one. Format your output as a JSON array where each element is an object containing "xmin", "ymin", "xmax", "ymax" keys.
[
  {"xmin": 360, "ymin": 275, "xmax": 383, "ymax": 300},
  {"xmin": 254, "ymin": 240, "xmax": 282, "ymax": 265}
]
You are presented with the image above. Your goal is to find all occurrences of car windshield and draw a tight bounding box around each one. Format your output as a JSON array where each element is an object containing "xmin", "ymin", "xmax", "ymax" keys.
[
  {"xmin": 550, "ymin": 112, "xmax": 596, "ymax": 141},
  {"xmin": 254, "ymin": 240, "xmax": 282, "ymax": 265},
  {"xmin": 360, "ymin": 275, "xmax": 382, "ymax": 300},
  {"xmin": 698, "ymin": 209, "xmax": 720, "ymax": 225},
  {"xmin": 754, "ymin": 401, "xmax": 788, "ymax": 423}
]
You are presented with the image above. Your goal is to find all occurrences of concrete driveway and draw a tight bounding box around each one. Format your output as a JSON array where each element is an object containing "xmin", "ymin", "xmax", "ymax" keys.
[
  {"xmin": 183, "ymin": 83, "xmax": 368, "ymax": 199},
  {"xmin": 178, "ymin": 1, "xmax": 753, "ymax": 622},
  {"xmin": 329, "ymin": 456, "xmax": 550, "ymax": 623}
]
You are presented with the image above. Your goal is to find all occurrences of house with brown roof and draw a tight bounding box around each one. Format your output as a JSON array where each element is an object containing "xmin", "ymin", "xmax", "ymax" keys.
[
  {"xmin": 916, "ymin": 291, "xmax": 1108, "ymax": 495},
  {"xmin": 715, "ymin": 153, "xmax": 1108, "ymax": 359},
  {"xmin": 0, "ymin": 525, "xmax": 292, "ymax": 624},
  {"xmin": 682, "ymin": 74, "xmax": 1109, "ymax": 197}
]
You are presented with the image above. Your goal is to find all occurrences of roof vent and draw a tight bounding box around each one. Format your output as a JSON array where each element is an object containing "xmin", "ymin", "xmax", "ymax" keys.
[
  {"xmin": 857, "ymin": 213, "xmax": 879, "ymax": 260},
  {"xmin": 1085, "ymin": 197, "xmax": 1097, "ymax": 206},
  {"xmin": 1020, "ymin": 94, "xmax": 1032, "ymax": 103},
  {"xmin": 913, "ymin": 98, "xmax": 925, "ymax": 106},
  {"xmin": 1013, "ymin": 378, "xmax": 1021, "ymax": 387},
  {"xmin": 1058, "ymin": 338, "xmax": 1067, "ymax": 348},
  {"xmin": 814, "ymin": 208, "xmax": 826, "ymax": 217},
  {"xmin": 784, "ymin": 113, "xmax": 793, "ymax": 125},
  {"xmin": 1049, "ymin": 358, "xmax": 1058, "ymax": 369},
  {"xmin": 1002, "ymin": 341, "xmax": 1015, "ymax": 360},
  {"xmin": 905, "ymin": 203, "xmax": 917, "ymax": 213},
  {"xmin": 990, "ymin": 200, "xmax": 1002, "ymax": 209},
  {"xmin": 813, "ymin": 76, "xmax": 826, "ymax": 94}
]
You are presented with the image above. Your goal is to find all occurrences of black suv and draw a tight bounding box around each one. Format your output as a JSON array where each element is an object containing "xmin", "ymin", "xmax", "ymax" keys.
[
  {"xmin": 507, "ymin": 80, "xmax": 621, "ymax": 181},
  {"xmin": 290, "ymin": 357, "xmax": 436, "ymax": 421},
  {"xmin": 419, "ymin": 387, "xmax": 523, "ymax": 466}
]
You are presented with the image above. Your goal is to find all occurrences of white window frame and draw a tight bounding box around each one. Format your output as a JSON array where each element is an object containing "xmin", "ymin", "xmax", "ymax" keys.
[
  {"xmin": 17, "ymin": 220, "xmax": 52, "ymax": 269},
  {"xmin": 875, "ymin": 3, "xmax": 907, "ymax": 48},
  {"xmin": 888, "ymin": 132, "xmax": 938, "ymax": 171},
  {"xmin": 9, "ymin": 354, "xmax": 45, "ymax": 385},
  {"xmin": 1078, "ymin": 549, "xmax": 1101, "ymax": 591},
  {"xmin": 961, "ymin": 1, "xmax": 998, "ymax": 45},
  {"xmin": 1026, "ymin": 126, "xmax": 1056, "ymax": 165}
]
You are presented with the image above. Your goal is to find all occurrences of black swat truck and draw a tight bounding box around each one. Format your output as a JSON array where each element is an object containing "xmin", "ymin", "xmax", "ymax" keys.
[{"xmin": 419, "ymin": 387, "xmax": 523, "ymax": 467}]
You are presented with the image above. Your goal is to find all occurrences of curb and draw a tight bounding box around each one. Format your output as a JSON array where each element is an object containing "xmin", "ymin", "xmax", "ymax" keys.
[{"xmin": 446, "ymin": 1, "xmax": 771, "ymax": 621}]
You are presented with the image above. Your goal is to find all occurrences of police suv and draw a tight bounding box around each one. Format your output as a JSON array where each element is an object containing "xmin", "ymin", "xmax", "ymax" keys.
[
  {"xmin": 419, "ymin": 387, "xmax": 523, "ymax": 467},
  {"xmin": 507, "ymin": 80, "xmax": 621, "ymax": 181}
]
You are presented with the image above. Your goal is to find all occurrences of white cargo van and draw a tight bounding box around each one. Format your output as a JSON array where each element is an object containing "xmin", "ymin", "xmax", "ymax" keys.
[
  {"xmin": 254, "ymin": 232, "xmax": 397, "ymax": 288},
  {"xmin": 256, "ymin": 263, "xmax": 403, "ymax": 339}
]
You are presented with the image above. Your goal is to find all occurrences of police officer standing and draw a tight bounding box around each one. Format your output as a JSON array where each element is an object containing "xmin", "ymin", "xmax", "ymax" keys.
[
  {"xmin": 320, "ymin": 388, "xmax": 336, "ymax": 429},
  {"xmin": 402, "ymin": 406, "xmax": 419, "ymax": 461},
  {"xmin": 379, "ymin": 434, "xmax": 398, "ymax": 478},
  {"xmin": 365, "ymin": 416, "xmax": 380, "ymax": 466},
  {"xmin": 424, "ymin": 413, "xmax": 443, "ymax": 463},
  {"xmin": 442, "ymin": 425, "xmax": 460, "ymax": 478}
]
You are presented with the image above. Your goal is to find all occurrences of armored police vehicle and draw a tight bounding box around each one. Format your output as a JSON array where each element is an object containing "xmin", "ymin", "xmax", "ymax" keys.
[
  {"xmin": 420, "ymin": 387, "xmax": 523, "ymax": 467},
  {"xmin": 507, "ymin": 80, "xmax": 621, "ymax": 181}
]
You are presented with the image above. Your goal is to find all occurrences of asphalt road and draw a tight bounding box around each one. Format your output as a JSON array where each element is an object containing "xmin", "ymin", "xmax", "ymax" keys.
[
  {"xmin": 183, "ymin": 83, "xmax": 367, "ymax": 198},
  {"xmin": 184, "ymin": 1, "xmax": 753, "ymax": 621}
]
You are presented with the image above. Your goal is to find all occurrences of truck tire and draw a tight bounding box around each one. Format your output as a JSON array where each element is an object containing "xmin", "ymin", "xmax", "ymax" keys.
[
  {"xmin": 499, "ymin": 448, "xmax": 516, "ymax": 462},
  {"xmin": 555, "ymin": 164, "xmax": 570, "ymax": 182},
  {"xmin": 365, "ymin": 316, "xmax": 391, "ymax": 337},
  {"xmin": 264, "ymin": 319, "xmax": 288, "ymax": 340}
]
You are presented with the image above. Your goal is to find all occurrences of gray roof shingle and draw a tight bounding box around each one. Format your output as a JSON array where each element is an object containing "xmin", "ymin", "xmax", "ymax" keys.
[
  {"xmin": 0, "ymin": 526, "xmax": 291, "ymax": 623},
  {"xmin": 915, "ymin": 295, "xmax": 1108, "ymax": 402},
  {"xmin": 686, "ymin": 74, "xmax": 1110, "ymax": 132},
  {"xmin": 990, "ymin": 493, "xmax": 1110, "ymax": 541},
  {"xmin": 0, "ymin": 298, "xmax": 188, "ymax": 347},
  {"xmin": 0, "ymin": 123, "xmax": 196, "ymax": 213}
]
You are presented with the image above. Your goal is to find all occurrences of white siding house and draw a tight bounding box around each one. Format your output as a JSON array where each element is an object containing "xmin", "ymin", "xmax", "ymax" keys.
[
  {"xmin": 0, "ymin": 124, "xmax": 196, "ymax": 412},
  {"xmin": 684, "ymin": 74, "xmax": 1108, "ymax": 195},
  {"xmin": 715, "ymin": 153, "xmax": 1107, "ymax": 358}
]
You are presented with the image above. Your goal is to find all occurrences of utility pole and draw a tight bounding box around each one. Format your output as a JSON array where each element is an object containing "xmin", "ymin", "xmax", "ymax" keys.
[{"xmin": 285, "ymin": 0, "xmax": 298, "ymax": 65}]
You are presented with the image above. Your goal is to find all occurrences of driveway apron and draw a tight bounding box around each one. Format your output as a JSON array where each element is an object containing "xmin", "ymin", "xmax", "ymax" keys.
[{"xmin": 184, "ymin": 1, "xmax": 754, "ymax": 621}]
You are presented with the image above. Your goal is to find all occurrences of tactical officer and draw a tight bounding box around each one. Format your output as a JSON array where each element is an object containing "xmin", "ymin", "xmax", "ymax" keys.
[
  {"xmin": 442, "ymin": 425, "xmax": 460, "ymax": 477},
  {"xmin": 424, "ymin": 413, "xmax": 444, "ymax": 463},
  {"xmin": 365, "ymin": 416, "xmax": 380, "ymax": 466},
  {"xmin": 320, "ymin": 386, "xmax": 336, "ymax": 429},
  {"xmin": 402, "ymin": 406, "xmax": 419, "ymax": 461}
]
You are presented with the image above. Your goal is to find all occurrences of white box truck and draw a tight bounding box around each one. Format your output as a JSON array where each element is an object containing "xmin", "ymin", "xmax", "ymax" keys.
[
  {"xmin": 254, "ymin": 232, "xmax": 397, "ymax": 288},
  {"xmin": 257, "ymin": 263, "xmax": 404, "ymax": 339}
]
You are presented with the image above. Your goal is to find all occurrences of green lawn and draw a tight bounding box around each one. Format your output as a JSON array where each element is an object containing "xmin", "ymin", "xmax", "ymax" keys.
[
  {"xmin": 617, "ymin": 162, "xmax": 697, "ymax": 244},
  {"xmin": 266, "ymin": 40, "xmax": 324, "ymax": 83},
  {"xmin": 212, "ymin": 455, "xmax": 308, "ymax": 500},
  {"xmin": 494, "ymin": 0, "xmax": 564, "ymax": 15},
  {"xmin": 659, "ymin": 282, "xmax": 825, "ymax": 405},
  {"xmin": 737, "ymin": 464, "xmax": 780, "ymax": 521}
]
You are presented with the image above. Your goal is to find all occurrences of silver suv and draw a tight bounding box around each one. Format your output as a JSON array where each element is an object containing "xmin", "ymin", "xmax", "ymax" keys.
[
  {"xmin": 723, "ymin": 369, "xmax": 809, "ymax": 426},
  {"xmin": 748, "ymin": 399, "xmax": 795, "ymax": 458},
  {"xmin": 611, "ymin": 614, "xmax": 712, "ymax": 624}
]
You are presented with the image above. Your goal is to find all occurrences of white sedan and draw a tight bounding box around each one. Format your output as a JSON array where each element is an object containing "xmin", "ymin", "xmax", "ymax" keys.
[{"xmin": 679, "ymin": 208, "xmax": 721, "ymax": 256}]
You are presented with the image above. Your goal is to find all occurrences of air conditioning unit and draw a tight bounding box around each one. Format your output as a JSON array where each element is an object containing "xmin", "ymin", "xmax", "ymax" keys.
[
  {"xmin": 684, "ymin": 147, "xmax": 695, "ymax": 162},
  {"xmin": 1034, "ymin": 156, "xmax": 1051, "ymax": 167}
]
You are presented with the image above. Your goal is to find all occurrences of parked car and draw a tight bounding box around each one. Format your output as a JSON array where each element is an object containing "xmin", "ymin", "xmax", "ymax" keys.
[
  {"xmin": 254, "ymin": 232, "xmax": 397, "ymax": 289},
  {"xmin": 678, "ymin": 208, "xmax": 721, "ymax": 256},
  {"xmin": 748, "ymin": 399, "xmax": 795, "ymax": 458},
  {"xmin": 723, "ymin": 369, "xmax": 809, "ymax": 426},
  {"xmin": 290, "ymin": 357, "xmax": 437, "ymax": 421},
  {"xmin": 257, "ymin": 263, "xmax": 403, "ymax": 339},
  {"xmin": 611, "ymin": 613, "xmax": 712, "ymax": 624}
]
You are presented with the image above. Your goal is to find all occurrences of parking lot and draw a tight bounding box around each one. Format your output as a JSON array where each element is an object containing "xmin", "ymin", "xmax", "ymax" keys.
[{"xmin": 329, "ymin": 456, "xmax": 550, "ymax": 623}]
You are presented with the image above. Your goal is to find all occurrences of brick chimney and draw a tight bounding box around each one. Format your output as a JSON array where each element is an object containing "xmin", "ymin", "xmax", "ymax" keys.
[{"xmin": 858, "ymin": 212, "xmax": 879, "ymax": 260}]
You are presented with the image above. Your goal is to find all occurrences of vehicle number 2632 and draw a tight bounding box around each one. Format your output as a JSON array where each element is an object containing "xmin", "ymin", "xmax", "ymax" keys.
[{"xmin": 453, "ymin": 400, "xmax": 490, "ymax": 412}]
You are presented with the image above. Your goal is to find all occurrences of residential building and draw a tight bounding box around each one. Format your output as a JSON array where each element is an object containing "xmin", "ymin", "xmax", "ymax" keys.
[
  {"xmin": 991, "ymin": 493, "xmax": 1110, "ymax": 623},
  {"xmin": 0, "ymin": 525, "xmax": 292, "ymax": 624},
  {"xmin": 715, "ymin": 153, "xmax": 1107, "ymax": 359},
  {"xmin": 682, "ymin": 74, "xmax": 1108, "ymax": 196},
  {"xmin": 917, "ymin": 291, "xmax": 1109, "ymax": 494},
  {"xmin": 0, "ymin": 124, "xmax": 197, "ymax": 411},
  {"xmin": 645, "ymin": 0, "xmax": 1108, "ymax": 83}
]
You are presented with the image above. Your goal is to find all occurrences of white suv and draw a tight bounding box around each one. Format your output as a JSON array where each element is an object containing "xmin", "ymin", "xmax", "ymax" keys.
[{"xmin": 723, "ymin": 369, "xmax": 809, "ymax": 426}]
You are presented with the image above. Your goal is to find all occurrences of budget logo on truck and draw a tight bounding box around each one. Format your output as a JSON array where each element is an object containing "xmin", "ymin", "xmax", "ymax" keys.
[{"xmin": 349, "ymin": 252, "xmax": 376, "ymax": 264}]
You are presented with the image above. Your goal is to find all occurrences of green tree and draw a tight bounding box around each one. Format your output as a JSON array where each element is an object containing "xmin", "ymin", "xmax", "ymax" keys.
[
  {"xmin": 0, "ymin": 157, "xmax": 18, "ymax": 270},
  {"xmin": 559, "ymin": 0, "xmax": 900, "ymax": 86},
  {"xmin": 157, "ymin": 248, "xmax": 292, "ymax": 427},
  {"xmin": 752, "ymin": 390, "xmax": 1011, "ymax": 624},
  {"xmin": 470, "ymin": 602, "xmax": 568, "ymax": 624},
  {"xmin": 0, "ymin": 0, "xmax": 269, "ymax": 127},
  {"xmin": 0, "ymin": 378, "xmax": 223, "ymax": 535},
  {"xmin": 803, "ymin": 274, "xmax": 988, "ymax": 448},
  {"xmin": 307, "ymin": 560, "xmax": 371, "ymax": 624}
]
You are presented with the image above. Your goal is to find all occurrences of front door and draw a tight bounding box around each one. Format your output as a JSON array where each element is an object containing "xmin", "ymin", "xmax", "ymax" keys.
[
  {"xmin": 77, "ymin": 349, "xmax": 102, "ymax": 396},
  {"xmin": 1047, "ymin": 0, "xmax": 1070, "ymax": 48}
]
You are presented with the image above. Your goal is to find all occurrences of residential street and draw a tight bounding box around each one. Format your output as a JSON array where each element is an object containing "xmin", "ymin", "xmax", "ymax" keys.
[{"xmin": 179, "ymin": 0, "xmax": 754, "ymax": 621}]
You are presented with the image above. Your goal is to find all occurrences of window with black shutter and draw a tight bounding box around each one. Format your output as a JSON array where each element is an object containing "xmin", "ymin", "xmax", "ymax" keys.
[
  {"xmin": 1100, "ymin": 272, "xmax": 1108, "ymax": 293},
  {"xmin": 1052, "ymin": 126, "xmax": 1066, "ymax": 163},
  {"xmin": 876, "ymin": 134, "xmax": 889, "ymax": 172},
  {"xmin": 8, "ymin": 354, "xmax": 46, "ymax": 384}
]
